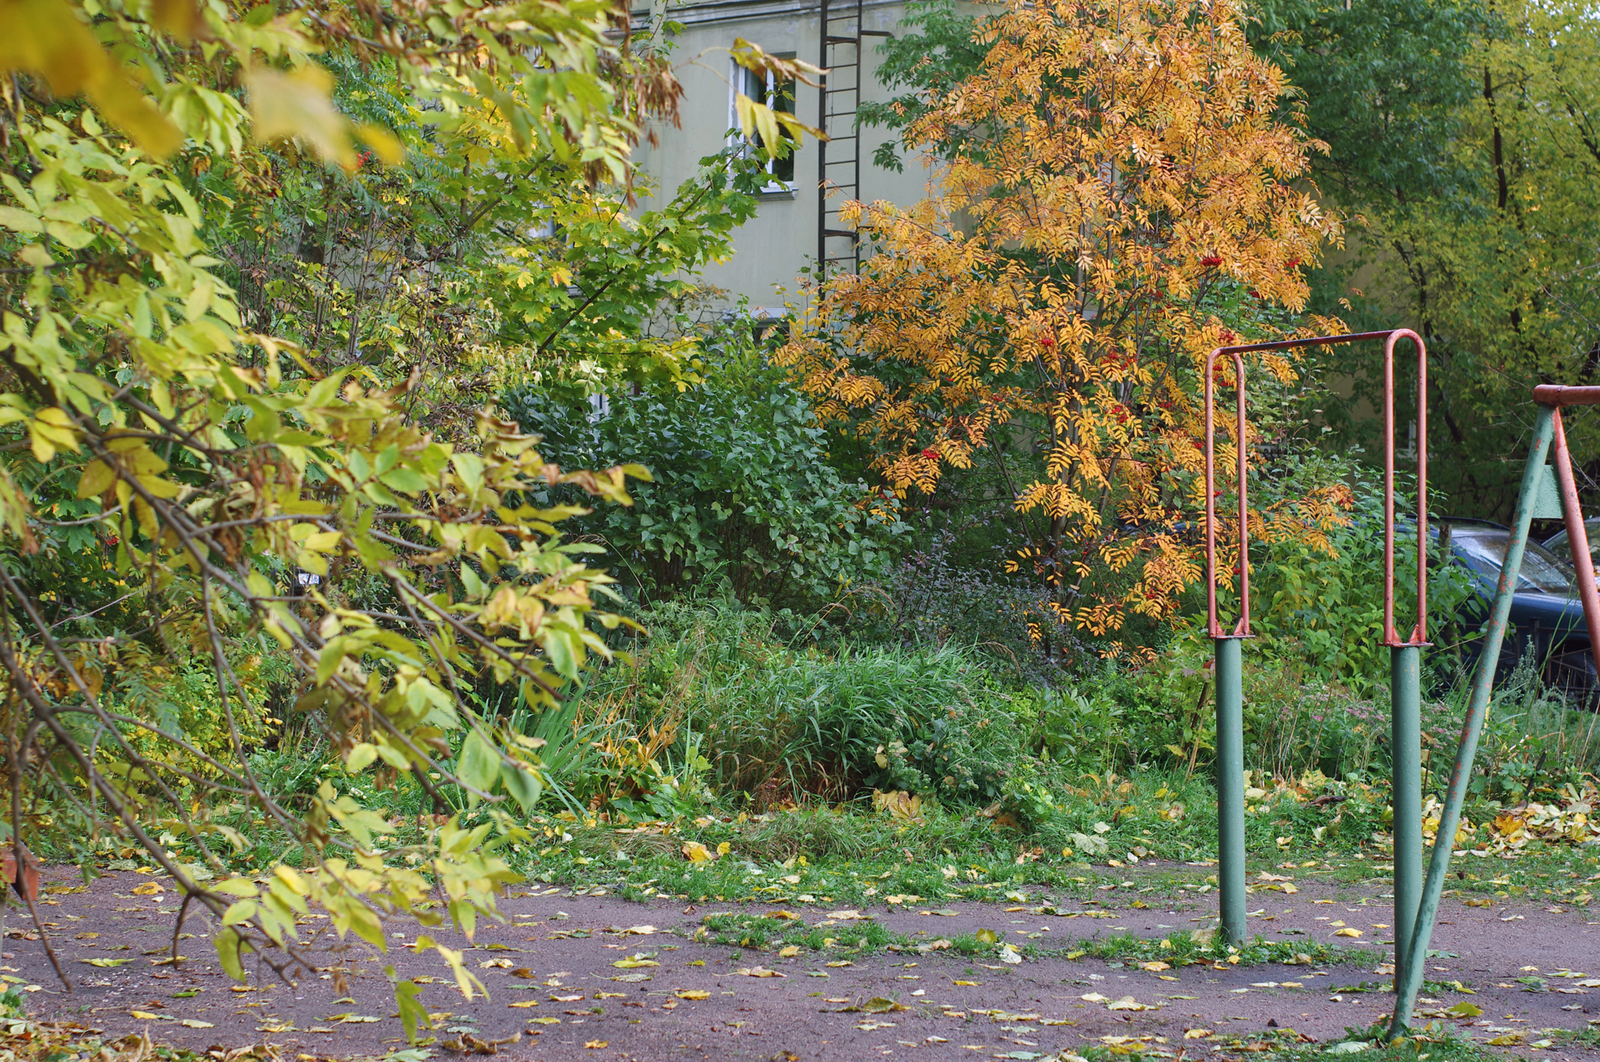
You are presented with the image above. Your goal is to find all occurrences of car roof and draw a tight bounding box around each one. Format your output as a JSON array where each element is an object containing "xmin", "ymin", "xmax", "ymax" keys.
[{"xmin": 1437, "ymin": 518, "xmax": 1510, "ymax": 532}]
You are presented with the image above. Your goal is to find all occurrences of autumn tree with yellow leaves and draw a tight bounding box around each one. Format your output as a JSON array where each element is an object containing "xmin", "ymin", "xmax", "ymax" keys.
[{"xmin": 780, "ymin": 0, "xmax": 1349, "ymax": 655}]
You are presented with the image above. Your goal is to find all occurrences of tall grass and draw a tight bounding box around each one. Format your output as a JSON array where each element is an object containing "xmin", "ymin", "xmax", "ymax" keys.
[{"xmin": 578, "ymin": 604, "xmax": 1012, "ymax": 806}]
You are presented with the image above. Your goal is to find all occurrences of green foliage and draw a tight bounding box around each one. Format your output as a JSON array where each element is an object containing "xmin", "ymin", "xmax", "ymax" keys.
[
  {"xmin": 1246, "ymin": 0, "xmax": 1483, "ymax": 207},
  {"xmin": 566, "ymin": 607, "xmax": 1029, "ymax": 808},
  {"xmin": 858, "ymin": 0, "xmax": 996, "ymax": 171},
  {"xmin": 1296, "ymin": 0, "xmax": 1600, "ymax": 516},
  {"xmin": 1247, "ymin": 459, "xmax": 1477, "ymax": 694},
  {"xmin": 0, "ymin": 0, "xmax": 822, "ymax": 1021},
  {"xmin": 503, "ymin": 326, "xmax": 907, "ymax": 608}
]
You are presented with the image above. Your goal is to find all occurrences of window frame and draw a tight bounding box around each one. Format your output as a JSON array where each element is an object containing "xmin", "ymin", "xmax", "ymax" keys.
[{"xmin": 728, "ymin": 57, "xmax": 798, "ymax": 195}]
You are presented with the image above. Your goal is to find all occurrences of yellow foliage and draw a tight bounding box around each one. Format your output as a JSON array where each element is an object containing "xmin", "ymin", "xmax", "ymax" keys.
[{"xmin": 779, "ymin": 0, "xmax": 1349, "ymax": 642}]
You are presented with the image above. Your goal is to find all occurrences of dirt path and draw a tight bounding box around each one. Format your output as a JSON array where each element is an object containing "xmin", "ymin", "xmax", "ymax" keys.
[{"xmin": 9, "ymin": 867, "xmax": 1599, "ymax": 1061}]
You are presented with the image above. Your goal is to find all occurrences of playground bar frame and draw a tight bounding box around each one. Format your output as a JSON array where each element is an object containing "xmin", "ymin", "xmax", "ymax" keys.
[
  {"xmin": 1203, "ymin": 329, "xmax": 1426, "ymax": 949},
  {"xmin": 1392, "ymin": 385, "xmax": 1600, "ymax": 1035}
]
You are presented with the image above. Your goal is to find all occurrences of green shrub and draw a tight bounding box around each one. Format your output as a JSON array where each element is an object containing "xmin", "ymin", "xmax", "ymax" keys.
[
  {"xmin": 501, "ymin": 323, "xmax": 907, "ymax": 609},
  {"xmin": 571, "ymin": 606, "xmax": 1031, "ymax": 808}
]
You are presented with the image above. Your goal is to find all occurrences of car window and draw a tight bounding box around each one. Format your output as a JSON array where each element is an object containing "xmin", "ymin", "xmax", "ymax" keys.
[
  {"xmin": 1545, "ymin": 526, "xmax": 1600, "ymax": 563},
  {"xmin": 1452, "ymin": 530, "xmax": 1576, "ymax": 593}
]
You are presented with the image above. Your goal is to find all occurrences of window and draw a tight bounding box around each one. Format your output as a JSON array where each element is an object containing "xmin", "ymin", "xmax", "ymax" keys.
[{"xmin": 729, "ymin": 58, "xmax": 797, "ymax": 191}]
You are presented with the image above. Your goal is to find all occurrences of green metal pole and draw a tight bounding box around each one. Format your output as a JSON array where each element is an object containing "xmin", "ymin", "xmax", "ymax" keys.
[
  {"xmin": 1390, "ymin": 404, "xmax": 1555, "ymax": 1037},
  {"xmin": 1215, "ymin": 635, "xmax": 1247, "ymax": 946},
  {"xmin": 1390, "ymin": 644, "xmax": 1422, "ymax": 992}
]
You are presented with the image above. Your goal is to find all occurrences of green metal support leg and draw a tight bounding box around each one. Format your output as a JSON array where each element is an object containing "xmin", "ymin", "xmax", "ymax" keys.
[
  {"xmin": 1216, "ymin": 635, "xmax": 1246, "ymax": 946},
  {"xmin": 1390, "ymin": 404, "xmax": 1556, "ymax": 1037},
  {"xmin": 1391, "ymin": 645, "xmax": 1422, "ymax": 992}
]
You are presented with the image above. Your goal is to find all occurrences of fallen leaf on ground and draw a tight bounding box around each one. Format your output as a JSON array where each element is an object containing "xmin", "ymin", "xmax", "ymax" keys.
[
  {"xmin": 1334, "ymin": 928, "xmax": 1363, "ymax": 938},
  {"xmin": 779, "ymin": 945, "xmax": 800, "ymax": 958},
  {"xmin": 674, "ymin": 990, "xmax": 709, "ymax": 1000},
  {"xmin": 612, "ymin": 956, "xmax": 659, "ymax": 969},
  {"xmin": 736, "ymin": 966, "xmax": 785, "ymax": 978},
  {"xmin": 1185, "ymin": 1029, "xmax": 1212, "ymax": 1039},
  {"xmin": 1107, "ymin": 996, "xmax": 1151, "ymax": 1011},
  {"xmin": 179, "ymin": 1020, "xmax": 213, "ymax": 1029}
]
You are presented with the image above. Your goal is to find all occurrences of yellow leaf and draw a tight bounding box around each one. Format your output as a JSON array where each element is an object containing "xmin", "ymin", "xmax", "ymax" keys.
[
  {"xmin": 0, "ymin": 0, "xmax": 179, "ymax": 154},
  {"xmin": 131, "ymin": 882, "xmax": 164, "ymax": 896},
  {"xmin": 1185, "ymin": 1029, "xmax": 1212, "ymax": 1039},
  {"xmin": 778, "ymin": 945, "xmax": 800, "ymax": 958},
  {"xmin": 528, "ymin": 1017, "xmax": 560, "ymax": 1025},
  {"xmin": 674, "ymin": 990, "xmax": 709, "ymax": 1000},
  {"xmin": 1334, "ymin": 928, "xmax": 1362, "ymax": 938},
  {"xmin": 355, "ymin": 123, "xmax": 405, "ymax": 165},
  {"xmin": 76, "ymin": 460, "xmax": 114, "ymax": 499},
  {"xmin": 508, "ymin": 1000, "xmax": 539, "ymax": 1009},
  {"xmin": 584, "ymin": 1042, "xmax": 608, "ymax": 1050},
  {"xmin": 149, "ymin": 0, "xmax": 201, "ymax": 39},
  {"xmin": 682, "ymin": 841, "xmax": 712, "ymax": 863},
  {"xmin": 246, "ymin": 64, "xmax": 357, "ymax": 170},
  {"xmin": 611, "ymin": 956, "xmax": 659, "ymax": 969}
]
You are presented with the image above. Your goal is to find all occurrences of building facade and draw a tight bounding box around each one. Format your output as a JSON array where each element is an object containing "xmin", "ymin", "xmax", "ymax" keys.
[{"xmin": 632, "ymin": 0, "xmax": 940, "ymax": 314}]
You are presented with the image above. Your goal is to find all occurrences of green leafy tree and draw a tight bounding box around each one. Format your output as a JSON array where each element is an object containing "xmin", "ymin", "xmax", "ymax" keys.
[{"xmin": 0, "ymin": 0, "xmax": 814, "ymax": 1029}]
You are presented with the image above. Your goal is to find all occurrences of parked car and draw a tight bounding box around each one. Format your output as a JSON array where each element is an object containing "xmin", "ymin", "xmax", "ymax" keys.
[
  {"xmin": 1541, "ymin": 516, "xmax": 1600, "ymax": 572},
  {"xmin": 1441, "ymin": 518, "xmax": 1597, "ymax": 704}
]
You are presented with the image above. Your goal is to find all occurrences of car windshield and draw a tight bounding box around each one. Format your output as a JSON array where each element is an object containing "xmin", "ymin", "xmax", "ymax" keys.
[
  {"xmin": 1452, "ymin": 529, "xmax": 1577, "ymax": 594},
  {"xmin": 1544, "ymin": 520, "xmax": 1600, "ymax": 560}
]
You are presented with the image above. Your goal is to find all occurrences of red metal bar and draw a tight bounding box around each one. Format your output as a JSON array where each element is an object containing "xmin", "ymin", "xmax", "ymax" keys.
[
  {"xmin": 1548, "ymin": 408, "xmax": 1600, "ymax": 690},
  {"xmin": 1383, "ymin": 329, "xmax": 1429, "ymax": 647},
  {"xmin": 1205, "ymin": 350, "xmax": 1250, "ymax": 638},
  {"xmin": 1533, "ymin": 385, "xmax": 1600, "ymax": 407},
  {"xmin": 1204, "ymin": 328, "xmax": 1428, "ymax": 641}
]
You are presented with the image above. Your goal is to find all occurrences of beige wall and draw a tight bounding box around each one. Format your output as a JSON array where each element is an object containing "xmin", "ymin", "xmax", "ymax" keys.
[{"xmin": 633, "ymin": 0, "xmax": 938, "ymax": 314}]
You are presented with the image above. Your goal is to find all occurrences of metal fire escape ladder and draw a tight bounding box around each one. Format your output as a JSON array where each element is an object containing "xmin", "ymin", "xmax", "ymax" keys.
[{"xmin": 817, "ymin": 0, "xmax": 888, "ymax": 276}]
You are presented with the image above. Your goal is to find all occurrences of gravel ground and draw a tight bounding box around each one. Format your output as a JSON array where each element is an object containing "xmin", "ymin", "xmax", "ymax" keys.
[{"xmin": 7, "ymin": 865, "xmax": 1600, "ymax": 1061}]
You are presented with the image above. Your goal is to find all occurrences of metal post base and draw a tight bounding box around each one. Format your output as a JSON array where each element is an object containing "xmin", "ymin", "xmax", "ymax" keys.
[{"xmin": 1215, "ymin": 636, "xmax": 1246, "ymax": 946}]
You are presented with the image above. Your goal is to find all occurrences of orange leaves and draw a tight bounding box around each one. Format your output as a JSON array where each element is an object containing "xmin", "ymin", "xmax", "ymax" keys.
[{"xmin": 779, "ymin": 0, "xmax": 1346, "ymax": 641}]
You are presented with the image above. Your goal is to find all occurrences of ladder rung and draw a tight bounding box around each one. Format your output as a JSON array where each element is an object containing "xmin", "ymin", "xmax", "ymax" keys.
[{"xmin": 825, "ymin": 35, "xmax": 859, "ymax": 44}]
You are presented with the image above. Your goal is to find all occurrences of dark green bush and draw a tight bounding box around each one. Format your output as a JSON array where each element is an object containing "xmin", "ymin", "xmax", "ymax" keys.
[{"xmin": 501, "ymin": 323, "xmax": 907, "ymax": 609}]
